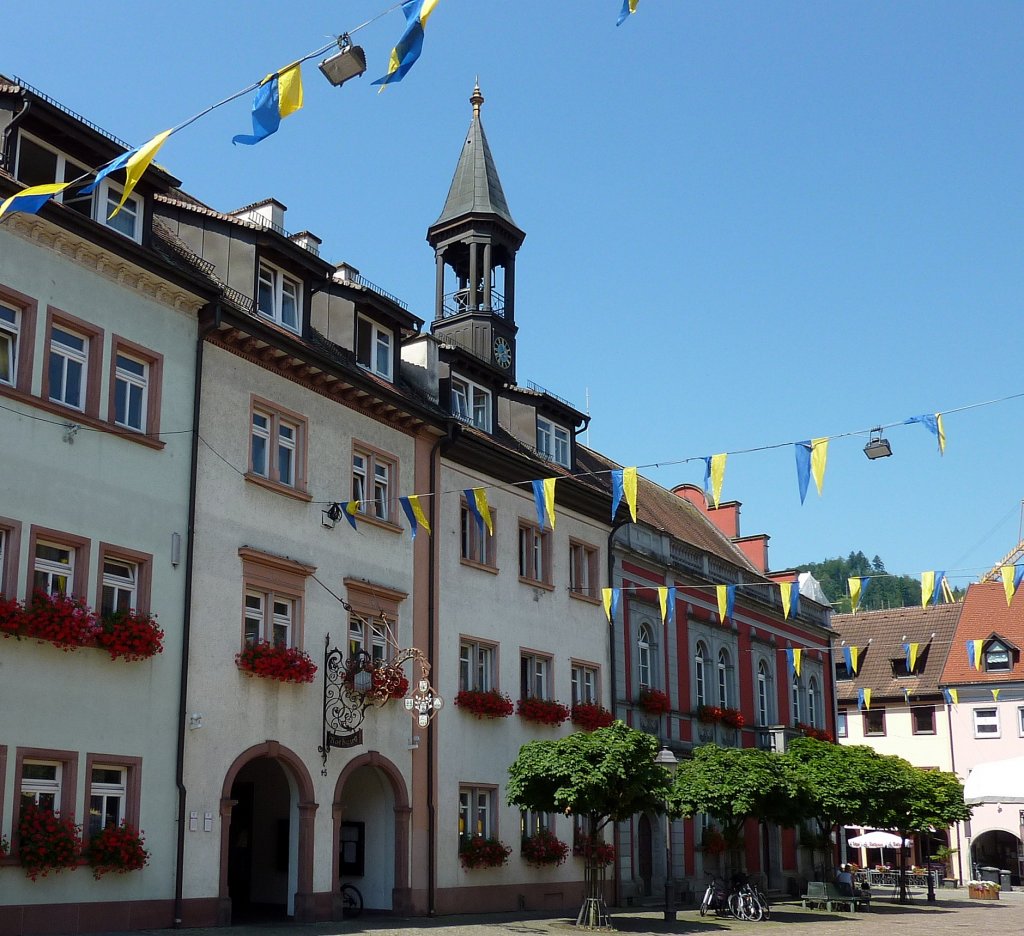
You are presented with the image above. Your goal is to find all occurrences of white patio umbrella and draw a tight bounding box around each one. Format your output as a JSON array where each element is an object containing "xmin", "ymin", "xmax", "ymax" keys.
[{"xmin": 847, "ymin": 831, "xmax": 913, "ymax": 849}]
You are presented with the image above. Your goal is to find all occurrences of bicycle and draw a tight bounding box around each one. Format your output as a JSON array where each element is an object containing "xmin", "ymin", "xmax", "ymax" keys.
[
  {"xmin": 700, "ymin": 875, "xmax": 728, "ymax": 917},
  {"xmin": 339, "ymin": 882, "xmax": 363, "ymax": 918}
]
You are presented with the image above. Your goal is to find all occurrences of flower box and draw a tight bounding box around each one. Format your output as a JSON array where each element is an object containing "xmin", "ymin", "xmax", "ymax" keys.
[
  {"xmin": 795, "ymin": 722, "xmax": 835, "ymax": 742},
  {"xmin": 8, "ymin": 591, "xmax": 99, "ymax": 651},
  {"xmin": 573, "ymin": 835, "xmax": 615, "ymax": 867},
  {"xmin": 454, "ymin": 688, "xmax": 514, "ymax": 719},
  {"xmin": 87, "ymin": 823, "xmax": 149, "ymax": 878},
  {"xmin": 571, "ymin": 702, "xmax": 615, "ymax": 732},
  {"xmin": 521, "ymin": 828, "xmax": 570, "ymax": 867},
  {"xmin": 18, "ymin": 804, "xmax": 81, "ymax": 880},
  {"xmin": 696, "ymin": 705, "xmax": 745, "ymax": 728},
  {"xmin": 459, "ymin": 836, "xmax": 512, "ymax": 869},
  {"xmin": 517, "ymin": 697, "xmax": 570, "ymax": 726},
  {"xmin": 97, "ymin": 610, "xmax": 164, "ymax": 662},
  {"xmin": 638, "ymin": 688, "xmax": 672, "ymax": 715},
  {"xmin": 968, "ymin": 882, "xmax": 1000, "ymax": 900},
  {"xmin": 235, "ymin": 641, "xmax": 318, "ymax": 684}
]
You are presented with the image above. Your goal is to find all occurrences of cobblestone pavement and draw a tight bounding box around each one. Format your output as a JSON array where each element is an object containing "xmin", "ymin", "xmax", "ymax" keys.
[{"xmin": 110, "ymin": 888, "xmax": 1023, "ymax": 936}]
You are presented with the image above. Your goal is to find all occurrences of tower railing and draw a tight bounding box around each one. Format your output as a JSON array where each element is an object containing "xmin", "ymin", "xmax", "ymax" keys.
[{"xmin": 441, "ymin": 289, "xmax": 505, "ymax": 319}]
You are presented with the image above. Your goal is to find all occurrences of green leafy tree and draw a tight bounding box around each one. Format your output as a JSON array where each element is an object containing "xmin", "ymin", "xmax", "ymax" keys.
[
  {"xmin": 668, "ymin": 744, "xmax": 807, "ymax": 871},
  {"xmin": 507, "ymin": 721, "xmax": 673, "ymax": 927}
]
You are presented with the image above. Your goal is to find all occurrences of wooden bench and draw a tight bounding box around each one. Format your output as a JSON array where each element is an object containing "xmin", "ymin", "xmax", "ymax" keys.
[{"xmin": 800, "ymin": 881, "xmax": 871, "ymax": 912}]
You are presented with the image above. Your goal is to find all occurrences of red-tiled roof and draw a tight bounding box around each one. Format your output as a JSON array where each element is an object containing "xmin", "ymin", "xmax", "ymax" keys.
[
  {"xmin": 831, "ymin": 604, "xmax": 961, "ymax": 702},
  {"xmin": 940, "ymin": 582, "xmax": 1024, "ymax": 686}
]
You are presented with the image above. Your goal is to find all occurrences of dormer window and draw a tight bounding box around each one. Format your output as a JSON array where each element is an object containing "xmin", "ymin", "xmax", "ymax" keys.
[
  {"xmin": 257, "ymin": 261, "xmax": 301, "ymax": 334},
  {"xmin": 451, "ymin": 375, "xmax": 491, "ymax": 432},
  {"xmin": 15, "ymin": 132, "xmax": 142, "ymax": 242},
  {"xmin": 355, "ymin": 314, "xmax": 393, "ymax": 381},
  {"xmin": 537, "ymin": 417, "xmax": 570, "ymax": 467},
  {"xmin": 984, "ymin": 640, "xmax": 1011, "ymax": 673}
]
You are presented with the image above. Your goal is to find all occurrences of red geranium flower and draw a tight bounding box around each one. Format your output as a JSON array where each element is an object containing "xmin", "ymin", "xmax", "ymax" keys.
[
  {"xmin": 570, "ymin": 702, "xmax": 615, "ymax": 731},
  {"xmin": 521, "ymin": 828, "xmax": 570, "ymax": 867},
  {"xmin": 87, "ymin": 822, "xmax": 150, "ymax": 878},
  {"xmin": 638, "ymin": 687, "xmax": 672, "ymax": 715},
  {"xmin": 236, "ymin": 640, "xmax": 318, "ymax": 684},
  {"xmin": 18, "ymin": 804, "xmax": 81, "ymax": 880},
  {"xmin": 517, "ymin": 697, "xmax": 570, "ymax": 727},
  {"xmin": 454, "ymin": 688, "xmax": 514, "ymax": 719},
  {"xmin": 97, "ymin": 610, "xmax": 164, "ymax": 662},
  {"xmin": 459, "ymin": 836, "xmax": 512, "ymax": 869}
]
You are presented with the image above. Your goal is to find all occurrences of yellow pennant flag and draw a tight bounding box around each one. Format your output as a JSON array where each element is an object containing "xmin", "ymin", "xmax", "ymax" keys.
[
  {"xmin": 849, "ymin": 577, "xmax": 862, "ymax": 613},
  {"xmin": 992, "ymin": 688, "xmax": 1001, "ymax": 702},
  {"xmin": 908, "ymin": 642, "xmax": 919, "ymax": 672},
  {"xmin": 542, "ymin": 477, "xmax": 557, "ymax": 530},
  {"xmin": 408, "ymin": 494, "xmax": 431, "ymax": 535},
  {"xmin": 623, "ymin": 467, "xmax": 637, "ymax": 522},
  {"xmin": 921, "ymin": 571, "xmax": 936, "ymax": 607},
  {"xmin": 971, "ymin": 639, "xmax": 983, "ymax": 671},
  {"xmin": 601, "ymin": 588, "xmax": 615, "ymax": 623},
  {"xmin": 849, "ymin": 646, "xmax": 859, "ymax": 674},
  {"xmin": 948, "ymin": 688, "xmax": 958, "ymax": 705},
  {"xmin": 110, "ymin": 129, "xmax": 172, "ymax": 218},
  {"xmin": 780, "ymin": 581, "xmax": 792, "ymax": 620},
  {"xmin": 810, "ymin": 437, "xmax": 828, "ymax": 496},
  {"xmin": 793, "ymin": 647, "xmax": 802, "ymax": 677},
  {"xmin": 346, "ymin": 500, "xmax": 360, "ymax": 516},
  {"xmin": 716, "ymin": 585, "xmax": 728, "ymax": 623},
  {"xmin": 1001, "ymin": 566, "xmax": 1015, "ymax": 606},
  {"xmin": 658, "ymin": 587, "xmax": 669, "ymax": 624},
  {"xmin": 863, "ymin": 687, "xmax": 871, "ymax": 710},
  {"xmin": 941, "ymin": 577, "xmax": 955, "ymax": 604},
  {"xmin": 473, "ymin": 488, "xmax": 493, "ymax": 536},
  {"xmin": 0, "ymin": 181, "xmax": 71, "ymax": 221},
  {"xmin": 276, "ymin": 62, "xmax": 304, "ymax": 118},
  {"xmin": 710, "ymin": 453, "xmax": 727, "ymax": 508},
  {"xmin": 936, "ymin": 413, "xmax": 946, "ymax": 455}
]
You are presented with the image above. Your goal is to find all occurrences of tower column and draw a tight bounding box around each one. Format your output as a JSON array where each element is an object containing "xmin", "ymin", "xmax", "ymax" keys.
[
  {"xmin": 469, "ymin": 242, "xmax": 479, "ymax": 309},
  {"xmin": 482, "ymin": 243, "xmax": 493, "ymax": 311},
  {"xmin": 504, "ymin": 254, "xmax": 515, "ymax": 322},
  {"xmin": 435, "ymin": 250, "xmax": 445, "ymax": 318}
]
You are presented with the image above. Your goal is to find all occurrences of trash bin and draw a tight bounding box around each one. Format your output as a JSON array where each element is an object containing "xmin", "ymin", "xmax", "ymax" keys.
[
  {"xmin": 978, "ymin": 866, "xmax": 1000, "ymax": 884},
  {"xmin": 998, "ymin": 870, "xmax": 1012, "ymax": 891}
]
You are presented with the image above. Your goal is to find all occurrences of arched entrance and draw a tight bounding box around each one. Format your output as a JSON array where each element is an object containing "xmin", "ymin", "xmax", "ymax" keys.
[
  {"xmin": 219, "ymin": 742, "xmax": 317, "ymax": 924},
  {"xmin": 333, "ymin": 752, "xmax": 411, "ymax": 917},
  {"xmin": 971, "ymin": 829, "xmax": 1023, "ymax": 886}
]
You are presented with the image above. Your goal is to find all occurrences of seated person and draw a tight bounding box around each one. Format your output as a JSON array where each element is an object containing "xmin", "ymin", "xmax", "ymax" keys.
[{"xmin": 835, "ymin": 864, "xmax": 855, "ymax": 897}]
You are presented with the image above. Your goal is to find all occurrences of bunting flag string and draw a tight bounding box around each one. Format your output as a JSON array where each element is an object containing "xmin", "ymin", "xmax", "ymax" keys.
[
  {"xmin": 992, "ymin": 688, "xmax": 1001, "ymax": 702},
  {"xmin": 943, "ymin": 688, "xmax": 958, "ymax": 705},
  {"xmin": 903, "ymin": 641, "xmax": 920, "ymax": 673},
  {"xmin": 858, "ymin": 687, "xmax": 871, "ymax": 710},
  {"xmin": 921, "ymin": 570, "xmax": 947, "ymax": 607},
  {"xmin": 703, "ymin": 453, "xmax": 727, "ymax": 509},
  {"xmin": 398, "ymin": 495, "xmax": 431, "ymax": 539},
  {"xmin": 999, "ymin": 564, "xmax": 1024, "ymax": 606},
  {"xmin": 602, "ymin": 587, "xmax": 621, "ymax": 623},
  {"xmin": 716, "ymin": 584, "xmax": 736, "ymax": 623},
  {"xmin": 658, "ymin": 586, "xmax": 676, "ymax": 625},
  {"xmin": 464, "ymin": 488, "xmax": 493, "ymax": 537},
  {"xmin": 904, "ymin": 413, "xmax": 946, "ymax": 455},
  {"xmin": 849, "ymin": 576, "xmax": 869, "ymax": 613},
  {"xmin": 842, "ymin": 645, "xmax": 859, "ymax": 675},
  {"xmin": 794, "ymin": 438, "xmax": 828, "ymax": 503},
  {"xmin": 232, "ymin": 64, "xmax": 304, "ymax": 145},
  {"xmin": 531, "ymin": 478, "xmax": 557, "ymax": 530},
  {"xmin": 966, "ymin": 639, "xmax": 983, "ymax": 671},
  {"xmin": 373, "ymin": 0, "xmax": 441, "ymax": 88},
  {"xmin": 0, "ymin": 182, "xmax": 71, "ymax": 222},
  {"xmin": 610, "ymin": 467, "xmax": 638, "ymax": 522},
  {"xmin": 617, "ymin": 0, "xmax": 640, "ymax": 26}
]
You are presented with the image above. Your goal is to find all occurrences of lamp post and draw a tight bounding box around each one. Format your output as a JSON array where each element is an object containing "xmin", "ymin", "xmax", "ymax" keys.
[{"xmin": 654, "ymin": 746, "xmax": 679, "ymax": 921}]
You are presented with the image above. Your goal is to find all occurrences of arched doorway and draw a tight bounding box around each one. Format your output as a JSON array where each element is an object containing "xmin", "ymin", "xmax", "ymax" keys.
[
  {"xmin": 333, "ymin": 752, "xmax": 411, "ymax": 916},
  {"xmin": 637, "ymin": 814, "xmax": 653, "ymax": 896},
  {"xmin": 219, "ymin": 742, "xmax": 317, "ymax": 924},
  {"xmin": 971, "ymin": 829, "xmax": 1023, "ymax": 885}
]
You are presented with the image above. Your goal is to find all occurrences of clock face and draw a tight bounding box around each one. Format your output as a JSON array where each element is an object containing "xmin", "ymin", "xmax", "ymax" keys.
[{"xmin": 493, "ymin": 336, "xmax": 513, "ymax": 369}]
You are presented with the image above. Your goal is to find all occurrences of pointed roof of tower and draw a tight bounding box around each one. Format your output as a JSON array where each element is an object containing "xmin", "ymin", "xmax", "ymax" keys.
[{"xmin": 434, "ymin": 83, "xmax": 519, "ymax": 230}]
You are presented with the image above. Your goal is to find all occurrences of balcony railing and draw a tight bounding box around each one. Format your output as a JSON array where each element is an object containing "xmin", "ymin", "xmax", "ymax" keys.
[
  {"xmin": 441, "ymin": 289, "xmax": 506, "ymax": 319},
  {"xmin": 755, "ymin": 724, "xmax": 804, "ymax": 753}
]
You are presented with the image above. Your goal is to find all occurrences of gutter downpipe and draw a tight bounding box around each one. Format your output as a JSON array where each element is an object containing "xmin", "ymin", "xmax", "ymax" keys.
[
  {"xmin": 426, "ymin": 420, "xmax": 458, "ymax": 915},
  {"xmin": 174, "ymin": 305, "xmax": 219, "ymax": 926}
]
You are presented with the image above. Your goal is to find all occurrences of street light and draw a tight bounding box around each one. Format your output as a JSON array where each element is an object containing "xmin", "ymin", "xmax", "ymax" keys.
[{"xmin": 654, "ymin": 746, "xmax": 679, "ymax": 921}]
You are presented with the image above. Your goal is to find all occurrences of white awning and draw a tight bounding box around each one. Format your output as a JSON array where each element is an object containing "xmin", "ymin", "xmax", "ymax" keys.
[{"xmin": 964, "ymin": 756, "xmax": 1024, "ymax": 805}]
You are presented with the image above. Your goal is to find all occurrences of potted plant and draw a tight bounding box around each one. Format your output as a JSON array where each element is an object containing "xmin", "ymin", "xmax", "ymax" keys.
[
  {"xmin": 696, "ymin": 704, "xmax": 724, "ymax": 723},
  {"xmin": 720, "ymin": 707, "xmax": 745, "ymax": 730},
  {"xmin": 17, "ymin": 591, "xmax": 98, "ymax": 651},
  {"xmin": 235, "ymin": 640, "xmax": 318, "ymax": 684},
  {"xmin": 968, "ymin": 880, "xmax": 1000, "ymax": 900},
  {"xmin": 573, "ymin": 835, "xmax": 615, "ymax": 867},
  {"xmin": 517, "ymin": 697, "xmax": 570, "ymax": 727},
  {"xmin": 96, "ymin": 610, "xmax": 164, "ymax": 662},
  {"xmin": 86, "ymin": 823, "xmax": 150, "ymax": 878},
  {"xmin": 521, "ymin": 828, "xmax": 570, "ymax": 867},
  {"xmin": 638, "ymin": 687, "xmax": 672, "ymax": 715},
  {"xmin": 454, "ymin": 688, "xmax": 515, "ymax": 719},
  {"xmin": 459, "ymin": 836, "xmax": 512, "ymax": 869},
  {"xmin": 18, "ymin": 804, "xmax": 81, "ymax": 880},
  {"xmin": 930, "ymin": 845, "xmax": 958, "ymax": 882},
  {"xmin": 570, "ymin": 702, "xmax": 615, "ymax": 731}
]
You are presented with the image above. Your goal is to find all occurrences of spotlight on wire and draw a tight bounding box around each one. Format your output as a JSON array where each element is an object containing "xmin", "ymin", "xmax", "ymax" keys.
[
  {"xmin": 863, "ymin": 427, "xmax": 893, "ymax": 460},
  {"xmin": 319, "ymin": 35, "xmax": 367, "ymax": 88}
]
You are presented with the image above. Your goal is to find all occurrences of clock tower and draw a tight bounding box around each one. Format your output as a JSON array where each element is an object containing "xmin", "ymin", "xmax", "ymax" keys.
[{"xmin": 427, "ymin": 84, "xmax": 525, "ymax": 382}]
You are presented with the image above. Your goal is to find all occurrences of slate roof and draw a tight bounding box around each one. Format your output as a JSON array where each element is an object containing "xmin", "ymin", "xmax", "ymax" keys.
[
  {"xmin": 940, "ymin": 581, "xmax": 1024, "ymax": 686},
  {"xmin": 434, "ymin": 87, "xmax": 518, "ymax": 230},
  {"xmin": 831, "ymin": 603, "xmax": 961, "ymax": 702}
]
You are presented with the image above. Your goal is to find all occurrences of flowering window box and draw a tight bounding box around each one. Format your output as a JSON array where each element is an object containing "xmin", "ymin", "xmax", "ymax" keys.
[
  {"xmin": 18, "ymin": 804, "xmax": 81, "ymax": 880},
  {"xmin": 97, "ymin": 610, "xmax": 164, "ymax": 662},
  {"xmin": 638, "ymin": 688, "xmax": 672, "ymax": 715},
  {"xmin": 235, "ymin": 640, "xmax": 318, "ymax": 684},
  {"xmin": 4, "ymin": 591, "xmax": 99, "ymax": 651},
  {"xmin": 521, "ymin": 828, "xmax": 570, "ymax": 867},
  {"xmin": 517, "ymin": 697, "xmax": 570, "ymax": 727},
  {"xmin": 454, "ymin": 688, "xmax": 514, "ymax": 719},
  {"xmin": 795, "ymin": 722, "xmax": 834, "ymax": 742},
  {"xmin": 573, "ymin": 835, "xmax": 615, "ymax": 867},
  {"xmin": 570, "ymin": 702, "xmax": 615, "ymax": 732},
  {"xmin": 459, "ymin": 836, "xmax": 512, "ymax": 869},
  {"xmin": 87, "ymin": 823, "xmax": 150, "ymax": 878}
]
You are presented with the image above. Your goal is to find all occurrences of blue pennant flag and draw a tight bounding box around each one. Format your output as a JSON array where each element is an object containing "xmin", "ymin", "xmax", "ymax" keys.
[
  {"xmin": 610, "ymin": 469, "xmax": 624, "ymax": 520},
  {"xmin": 794, "ymin": 441, "xmax": 812, "ymax": 504}
]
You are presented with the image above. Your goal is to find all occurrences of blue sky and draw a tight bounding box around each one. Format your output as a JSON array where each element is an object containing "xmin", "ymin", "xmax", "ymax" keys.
[{"xmin": 6, "ymin": 2, "xmax": 1023, "ymax": 588}]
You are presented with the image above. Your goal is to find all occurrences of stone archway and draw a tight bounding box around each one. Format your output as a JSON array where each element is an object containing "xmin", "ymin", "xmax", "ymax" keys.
[
  {"xmin": 971, "ymin": 828, "xmax": 1023, "ymax": 886},
  {"xmin": 218, "ymin": 741, "xmax": 318, "ymax": 924},
  {"xmin": 333, "ymin": 751, "xmax": 411, "ymax": 917}
]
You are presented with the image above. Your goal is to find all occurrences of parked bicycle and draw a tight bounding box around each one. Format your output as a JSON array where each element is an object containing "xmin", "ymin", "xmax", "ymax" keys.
[
  {"xmin": 339, "ymin": 882, "xmax": 363, "ymax": 918},
  {"xmin": 700, "ymin": 872, "xmax": 770, "ymax": 922}
]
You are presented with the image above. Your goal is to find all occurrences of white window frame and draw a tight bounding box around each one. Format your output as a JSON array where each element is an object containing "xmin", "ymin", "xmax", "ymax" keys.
[
  {"xmin": 113, "ymin": 352, "xmax": 149, "ymax": 432},
  {"xmin": 257, "ymin": 261, "xmax": 301, "ymax": 334},
  {"xmin": 459, "ymin": 639, "xmax": 495, "ymax": 692},
  {"xmin": 791, "ymin": 677, "xmax": 802, "ymax": 725},
  {"xmin": 451, "ymin": 375, "xmax": 491, "ymax": 432},
  {"xmin": 21, "ymin": 760, "xmax": 62, "ymax": 814},
  {"xmin": 89, "ymin": 765, "xmax": 127, "ymax": 836},
  {"xmin": 15, "ymin": 131, "xmax": 91, "ymax": 218},
  {"xmin": 756, "ymin": 660, "xmax": 771, "ymax": 726},
  {"xmin": 460, "ymin": 502, "xmax": 495, "ymax": 567},
  {"xmin": 694, "ymin": 641, "xmax": 707, "ymax": 707},
  {"xmin": 48, "ymin": 325, "xmax": 88, "ymax": 411},
  {"xmin": 717, "ymin": 648, "xmax": 732, "ymax": 708},
  {"xmin": 349, "ymin": 615, "xmax": 387, "ymax": 664},
  {"xmin": 33, "ymin": 540, "xmax": 74, "ymax": 596},
  {"xmin": 571, "ymin": 663, "xmax": 598, "ymax": 705},
  {"xmin": 245, "ymin": 588, "xmax": 296, "ymax": 649},
  {"xmin": 638, "ymin": 624, "xmax": 653, "ymax": 689},
  {"xmin": 973, "ymin": 706, "xmax": 1000, "ymax": 739},
  {"xmin": 807, "ymin": 677, "xmax": 819, "ymax": 727},
  {"xmin": 459, "ymin": 786, "xmax": 494, "ymax": 841},
  {"xmin": 0, "ymin": 302, "xmax": 20, "ymax": 388},
  {"xmin": 98, "ymin": 180, "xmax": 143, "ymax": 243},
  {"xmin": 521, "ymin": 652, "xmax": 552, "ymax": 700},
  {"xmin": 536, "ymin": 417, "xmax": 571, "ymax": 467},
  {"xmin": 837, "ymin": 708, "xmax": 848, "ymax": 738},
  {"xmin": 250, "ymin": 406, "xmax": 304, "ymax": 490},
  {"xmin": 355, "ymin": 314, "xmax": 394, "ymax": 381},
  {"xmin": 569, "ymin": 541, "xmax": 597, "ymax": 598},
  {"xmin": 984, "ymin": 641, "xmax": 1011, "ymax": 673},
  {"xmin": 352, "ymin": 449, "xmax": 393, "ymax": 522},
  {"xmin": 518, "ymin": 522, "xmax": 549, "ymax": 584},
  {"xmin": 1018, "ymin": 705, "xmax": 1024, "ymax": 738},
  {"xmin": 520, "ymin": 809, "xmax": 552, "ymax": 840},
  {"xmin": 101, "ymin": 557, "xmax": 138, "ymax": 616}
]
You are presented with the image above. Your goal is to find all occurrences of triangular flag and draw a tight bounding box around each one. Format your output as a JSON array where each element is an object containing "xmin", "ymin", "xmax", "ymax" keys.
[
  {"xmin": 849, "ymin": 645, "xmax": 859, "ymax": 675},
  {"xmin": 617, "ymin": 0, "xmax": 639, "ymax": 26},
  {"xmin": 969, "ymin": 639, "xmax": 983, "ymax": 671},
  {"xmin": 717, "ymin": 585, "xmax": 728, "ymax": 622},
  {"xmin": 903, "ymin": 687, "xmax": 911, "ymax": 703},
  {"xmin": 109, "ymin": 129, "xmax": 172, "ymax": 217},
  {"xmin": 849, "ymin": 576, "xmax": 868, "ymax": 613},
  {"xmin": 602, "ymin": 588, "xmax": 620, "ymax": 623},
  {"xmin": 342, "ymin": 501, "xmax": 359, "ymax": 530},
  {"xmin": 905, "ymin": 642, "xmax": 919, "ymax": 672},
  {"xmin": 0, "ymin": 181, "xmax": 70, "ymax": 222},
  {"xmin": 610, "ymin": 469, "xmax": 623, "ymax": 520},
  {"xmin": 795, "ymin": 441, "xmax": 812, "ymax": 504},
  {"xmin": 233, "ymin": 64, "xmax": 304, "ymax": 145},
  {"xmin": 905, "ymin": 413, "xmax": 946, "ymax": 455},
  {"xmin": 992, "ymin": 688, "xmax": 1000, "ymax": 702},
  {"xmin": 810, "ymin": 437, "xmax": 828, "ymax": 496},
  {"xmin": 921, "ymin": 571, "xmax": 936, "ymax": 607},
  {"xmin": 399, "ymin": 495, "xmax": 431, "ymax": 539},
  {"xmin": 373, "ymin": 0, "xmax": 442, "ymax": 87},
  {"xmin": 942, "ymin": 577, "xmax": 956, "ymax": 604},
  {"xmin": 843, "ymin": 645, "xmax": 853, "ymax": 674},
  {"xmin": 709, "ymin": 453, "xmax": 727, "ymax": 508},
  {"xmin": 666, "ymin": 586, "xmax": 676, "ymax": 625},
  {"xmin": 780, "ymin": 582, "xmax": 792, "ymax": 620},
  {"xmin": 943, "ymin": 687, "xmax": 958, "ymax": 705},
  {"xmin": 792, "ymin": 647, "xmax": 802, "ymax": 677},
  {"xmin": 658, "ymin": 588, "xmax": 669, "ymax": 624},
  {"xmin": 623, "ymin": 467, "xmax": 637, "ymax": 522},
  {"xmin": 464, "ymin": 488, "xmax": 493, "ymax": 536},
  {"xmin": 933, "ymin": 572, "xmax": 945, "ymax": 606},
  {"xmin": 862, "ymin": 687, "xmax": 871, "ymax": 710},
  {"xmin": 1001, "ymin": 566, "xmax": 1016, "ymax": 606}
]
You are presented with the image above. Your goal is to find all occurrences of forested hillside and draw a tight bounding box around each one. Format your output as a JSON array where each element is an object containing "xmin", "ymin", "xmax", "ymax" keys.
[{"xmin": 797, "ymin": 551, "xmax": 925, "ymax": 613}]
